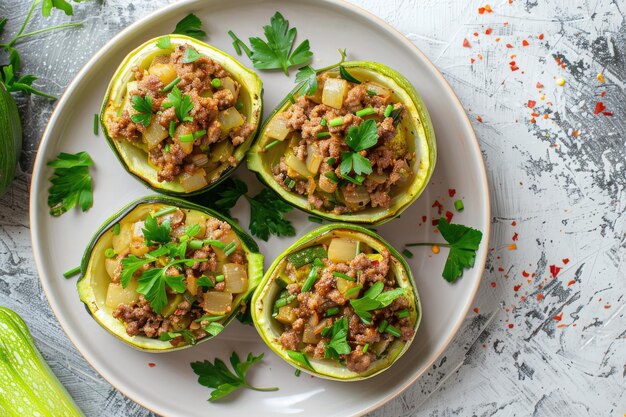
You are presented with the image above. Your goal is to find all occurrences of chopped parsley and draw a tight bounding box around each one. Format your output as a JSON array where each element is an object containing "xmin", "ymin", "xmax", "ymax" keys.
[
  {"xmin": 339, "ymin": 119, "xmax": 379, "ymax": 177},
  {"xmin": 182, "ymin": 47, "xmax": 202, "ymax": 63},
  {"xmin": 191, "ymin": 352, "xmax": 278, "ymax": 402},
  {"xmin": 130, "ymin": 95, "xmax": 153, "ymax": 127},
  {"xmin": 163, "ymin": 87, "xmax": 194, "ymax": 123},
  {"xmin": 142, "ymin": 215, "xmax": 172, "ymax": 246},
  {"xmin": 47, "ymin": 151, "xmax": 94, "ymax": 216},
  {"xmin": 349, "ymin": 281, "xmax": 406, "ymax": 324},
  {"xmin": 172, "ymin": 13, "xmax": 207, "ymax": 40},
  {"xmin": 294, "ymin": 49, "xmax": 347, "ymax": 95},
  {"xmin": 324, "ymin": 317, "xmax": 351, "ymax": 359},
  {"xmin": 156, "ymin": 35, "xmax": 171, "ymax": 49}
]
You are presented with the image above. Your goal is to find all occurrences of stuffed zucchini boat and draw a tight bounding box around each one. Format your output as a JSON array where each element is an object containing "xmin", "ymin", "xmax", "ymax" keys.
[
  {"xmin": 77, "ymin": 196, "xmax": 263, "ymax": 351},
  {"xmin": 248, "ymin": 61, "xmax": 436, "ymax": 224},
  {"xmin": 252, "ymin": 224, "xmax": 420, "ymax": 380},
  {"xmin": 101, "ymin": 35, "xmax": 263, "ymax": 195}
]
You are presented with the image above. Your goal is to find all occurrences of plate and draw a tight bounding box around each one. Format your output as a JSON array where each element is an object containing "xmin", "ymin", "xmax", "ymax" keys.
[{"xmin": 29, "ymin": 0, "xmax": 490, "ymax": 415}]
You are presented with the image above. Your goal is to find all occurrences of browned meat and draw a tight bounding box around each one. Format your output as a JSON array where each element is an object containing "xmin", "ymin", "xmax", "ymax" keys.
[{"xmin": 346, "ymin": 346, "xmax": 375, "ymax": 373}]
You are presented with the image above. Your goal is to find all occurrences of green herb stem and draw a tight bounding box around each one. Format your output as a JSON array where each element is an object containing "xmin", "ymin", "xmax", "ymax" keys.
[
  {"xmin": 153, "ymin": 207, "xmax": 177, "ymax": 217},
  {"xmin": 301, "ymin": 266, "xmax": 319, "ymax": 292},
  {"xmin": 63, "ymin": 266, "xmax": 81, "ymax": 278},
  {"xmin": 263, "ymin": 139, "xmax": 282, "ymax": 151},
  {"xmin": 383, "ymin": 104, "xmax": 394, "ymax": 117},
  {"xmin": 356, "ymin": 107, "xmax": 375, "ymax": 118},
  {"xmin": 162, "ymin": 77, "xmax": 181, "ymax": 93},
  {"xmin": 328, "ymin": 117, "xmax": 344, "ymax": 127},
  {"xmin": 9, "ymin": 22, "xmax": 83, "ymax": 47}
]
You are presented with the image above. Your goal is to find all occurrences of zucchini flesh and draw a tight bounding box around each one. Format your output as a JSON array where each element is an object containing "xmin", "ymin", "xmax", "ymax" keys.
[{"xmin": 286, "ymin": 245, "xmax": 328, "ymax": 268}]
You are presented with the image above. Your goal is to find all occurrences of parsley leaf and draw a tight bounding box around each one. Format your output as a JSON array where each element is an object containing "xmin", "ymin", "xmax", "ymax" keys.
[
  {"xmin": 324, "ymin": 317, "xmax": 351, "ymax": 359},
  {"xmin": 339, "ymin": 119, "xmax": 379, "ymax": 177},
  {"xmin": 41, "ymin": 0, "xmax": 78, "ymax": 17},
  {"xmin": 142, "ymin": 215, "xmax": 172, "ymax": 246},
  {"xmin": 246, "ymin": 188, "xmax": 295, "ymax": 241},
  {"xmin": 229, "ymin": 12, "xmax": 312, "ymax": 75},
  {"xmin": 349, "ymin": 281, "xmax": 406, "ymax": 324},
  {"xmin": 160, "ymin": 329, "xmax": 197, "ymax": 345},
  {"xmin": 215, "ymin": 178, "xmax": 248, "ymax": 213},
  {"xmin": 47, "ymin": 151, "xmax": 94, "ymax": 216},
  {"xmin": 1, "ymin": 64, "xmax": 56, "ymax": 99},
  {"xmin": 156, "ymin": 35, "xmax": 171, "ymax": 49},
  {"xmin": 191, "ymin": 352, "xmax": 278, "ymax": 402},
  {"xmin": 286, "ymin": 350, "xmax": 315, "ymax": 371},
  {"xmin": 182, "ymin": 47, "xmax": 202, "ymax": 63},
  {"xmin": 163, "ymin": 87, "xmax": 194, "ymax": 123},
  {"xmin": 130, "ymin": 95, "xmax": 153, "ymax": 127},
  {"xmin": 172, "ymin": 13, "xmax": 207, "ymax": 40},
  {"xmin": 120, "ymin": 255, "xmax": 152, "ymax": 288},
  {"xmin": 437, "ymin": 218, "xmax": 483, "ymax": 282},
  {"xmin": 136, "ymin": 266, "xmax": 186, "ymax": 314}
]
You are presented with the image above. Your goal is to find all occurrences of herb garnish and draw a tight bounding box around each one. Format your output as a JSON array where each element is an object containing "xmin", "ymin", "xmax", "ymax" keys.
[
  {"xmin": 47, "ymin": 151, "xmax": 94, "ymax": 216},
  {"xmin": 286, "ymin": 350, "xmax": 315, "ymax": 371},
  {"xmin": 163, "ymin": 87, "xmax": 194, "ymax": 123},
  {"xmin": 142, "ymin": 215, "xmax": 172, "ymax": 245},
  {"xmin": 339, "ymin": 119, "xmax": 379, "ymax": 177},
  {"xmin": 130, "ymin": 95, "xmax": 153, "ymax": 127},
  {"xmin": 406, "ymin": 218, "xmax": 483, "ymax": 282},
  {"xmin": 156, "ymin": 35, "xmax": 171, "ymax": 49},
  {"xmin": 228, "ymin": 12, "xmax": 312, "ymax": 75},
  {"xmin": 182, "ymin": 47, "xmax": 202, "ymax": 63},
  {"xmin": 349, "ymin": 281, "xmax": 406, "ymax": 324},
  {"xmin": 172, "ymin": 13, "xmax": 207, "ymax": 40},
  {"xmin": 191, "ymin": 352, "xmax": 278, "ymax": 402},
  {"xmin": 324, "ymin": 317, "xmax": 351, "ymax": 359},
  {"xmin": 294, "ymin": 49, "xmax": 347, "ymax": 96},
  {"xmin": 339, "ymin": 65, "xmax": 361, "ymax": 84}
]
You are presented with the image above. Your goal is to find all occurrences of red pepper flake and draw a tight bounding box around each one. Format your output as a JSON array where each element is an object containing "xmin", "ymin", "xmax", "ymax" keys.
[
  {"xmin": 562, "ymin": 258, "xmax": 570, "ymax": 264},
  {"xmin": 372, "ymin": 260, "xmax": 379, "ymax": 266},
  {"xmin": 522, "ymin": 39, "xmax": 529, "ymax": 46},
  {"xmin": 538, "ymin": 33, "xmax": 544, "ymax": 40},
  {"xmin": 512, "ymin": 232, "xmax": 519, "ymax": 241},
  {"xmin": 567, "ymin": 280, "xmax": 576, "ymax": 286},
  {"xmin": 476, "ymin": 115, "xmax": 483, "ymax": 123},
  {"xmin": 473, "ymin": 32, "xmax": 479, "ymax": 37},
  {"xmin": 553, "ymin": 312, "xmax": 563, "ymax": 321},
  {"xmin": 594, "ymin": 101, "xmax": 606, "ymax": 114},
  {"xmin": 604, "ymin": 304, "xmax": 611, "ymax": 309},
  {"xmin": 498, "ymin": 267, "xmax": 505, "ymax": 272},
  {"xmin": 600, "ymin": 91, "xmax": 606, "ymax": 97},
  {"xmin": 470, "ymin": 57, "xmax": 476, "ymax": 64},
  {"xmin": 529, "ymin": 117, "xmax": 536, "ymax": 123},
  {"xmin": 572, "ymin": 130, "xmax": 579, "ymax": 138},
  {"xmin": 537, "ymin": 293, "xmax": 544, "ymax": 301},
  {"xmin": 478, "ymin": 6, "xmax": 485, "ymax": 13},
  {"xmin": 485, "ymin": 28, "xmax": 493, "ymax": 35},
  {"xmin": 510, "ymin": 61, "xmax": 519, "ymax": 71},
  {"xmin": 495, "ymin": 37, "xmax": 501, "ymax": 42},
  {"xmin": 549, "ymin": 265, "xmax": 561, "ymax": 278},
  {"xmin": 431, "ymin": 219, "xmax": 439, "ymax": 226},
  {"xmin": 603, "ymin": 111, "xmax": 613, "ymax": 116},
  {"xmin": 448, "ymin": 188, "xmax": 456, "ymax": 197},
  {"xmin": 432, "ymin": 200, "xmax": 443, "ymax": 214},
  {"xmin": 527, "ymin": 279, "xmax": 531, "ymax": 284},
  {"xmin": 445, "ymin": 210, "xmax": 454, "ymax": 223},
  {"xmin": 473, "ymin": 307, "xmax": 479, "ymax": 314},
  {"xmin": 531, "ymin": 112, "xmax": 539, "ymax": 117},
  {"xmin": 421, "ymin": 215, "xmax": 427, "ymax": 223},
  {"xmin": 508, "ymin": 323, "xmax": 514, "ymax": 329},
  {"xmin": 505, "ymin": 43, "xmax": 513, "ymax": 49},
  {"xmin": 522, "ymin": 270, "xmax": 530, "ymax": 278},
  {"xmin": 508, "ymin": 244, "xmax": 517, "ymax": 250},
  {"xmin": 511, "ymin": 221, "xmax": 517, "ymax": 226},
  {"xmin": 536, "ymin": 82, "xmax": 544, "ymax": 89},
  {"xmin": 463, "ymin": 38, "xmax": 471, "ymax": 48},
  {"xmin": 484, "ymin": 4, "xmax": 493, "ymax": 12},
  {"xmin": 557, "ymin": 323, "xmax": 568, "ymax": 328},
  {"xmin": 478, "ymin": 53, "xmax": 484, "ymax": 60},
  {"xmin": 490, "ymin": 281, "xmax": 497, "ymax": 288},
  {"xmin": 148, "ymin": 363, "xmax": 156, "ymax": 368},
  {"xmin": 520, "ymin": 295, "xmax": 527, "ymax": 302},
  {"xmin": 513, "ymin": 284, "xmax": 522, "ymax": 292},
  {"xmin": 527, "ymin": 100, "xmax": 536, "ymax": 108}
]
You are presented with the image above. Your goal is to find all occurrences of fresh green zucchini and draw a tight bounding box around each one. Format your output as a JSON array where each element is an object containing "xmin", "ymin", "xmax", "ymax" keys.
[
  {"xmin": 286, "ymin": 245, "xmax": 328, "ymax": 269},
  {"xmin": 0, "ymin": 84, "xmax": 22, "ymax": 195}
]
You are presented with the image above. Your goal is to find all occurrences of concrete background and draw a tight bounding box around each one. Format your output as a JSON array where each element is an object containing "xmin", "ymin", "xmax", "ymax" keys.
[{"xmin": 0, "ymin": 0, "xmax": 624, "ymax": 416}]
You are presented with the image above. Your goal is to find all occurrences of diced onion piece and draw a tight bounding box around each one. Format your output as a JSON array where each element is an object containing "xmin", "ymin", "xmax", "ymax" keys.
[
  {"xmin": 191, "ymin": 153, "xmax": 209, "ymax": 167},
  {"xmin": 149, "ymin": 62, "xmax": 177, "ymax": 86},
  {"xmin": 302, "ymin": 315, "xmax": 321, "ymax": 344},
  {"xmin": 371, "ymin": 338, "xmax": 391, "ymax": 356},
  {"xmin": 131, "ymin": 221, "xmax": 145, "ymax": 242},
  {"xmin": 363, "ymin": 82, "xmax": 392, "ymax": 101},
  {"xmin": 186, "ymin": 275, "xmax": 198, "ymax": 296},
  {"xmin": 130, "ymin": 241, "xmax": 149, "ymax": 257},
  {"xmin": 307, "ymin": 78, "xmax": 324, "ymax": 104},
  {"xmin": 112, "ymin": 223, "xmax": 132, "ymax": 252},
  {"xmin": 367, "ymin": 172, "xmax": 388, "ymax": 184},
  {"xmin": 285, "ymin": 153, "xmax": 312, "ymax": 179},
  {"xmin": 265, "ymin": 117, "xmax": 291, "ymax": 141},
  {"xmin": 203, "ymin": 291, "xmax": 233, "ymax": 315},
  {"xmin": 218, "ymin": 107, "xmax": 244, "ymax": 136},
  {"xmin": 322, "ymin": 77, "xmax": 348, "ymax": 109},
  {"xmin": 184, "ymin": 210, "xmax": 207, "ymax": 237},
  {"xmin": 220, "ymin": 77, "xmax": 239, "ymax": 101},
  {"xmin": 336, "ymin": 277, "xmax": 359, "ymax": 299},
  {"xmin": 105, "ymin": 257, "xmax": 119, "ymax": 279},
  {"xmin": 342, "ymin": 186, "xmax": 371, "ymax": 207},
  {"xmin": 328, "ymin": 238, "xmax": 359, "ymax": 263},
  {"xmin": 174, "ymin": 124, "xmax": 195, "ymax": 154},
  {"xmin": 143, "ymin": 116, "xmax": 169, "ymax": 148},
  {"xmin": 275, "ymin": 305, "xmax": 297, "ymax": 325},
  {"xmin": 180, "ymin": 168, "xmax": 208, "ymax": 192},
  {"xmin": 212, "ymin": 229, "xmax": 241, "ymax": 261},
  {"xmin": 306, "ymin": 143, "xmax": 323, "ymax": 174},
  {"xmin": 209, "ymin": 139, "xmax": 233, "ymax": 163},
  {"xmin": 318, "ymin": 174, "xmax": 337, "ymax": 194},
  {"xmin": 223, "ymin": 263, "xmax": 248, "ymax": 293},
  {"xmin": 105, "ymin": 281, "xmax": 139, "ymax": 309}
]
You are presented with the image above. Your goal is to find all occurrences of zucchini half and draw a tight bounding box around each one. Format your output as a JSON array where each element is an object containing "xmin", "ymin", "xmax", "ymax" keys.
[
  {"xmin": 100, "ymin": 35, "xmax": 263, "ymax": 196},
  {"xmin": 252, "ymin": 223, "xmax": 421, "ymax": 380},
  {"xmin": 77, "ymin": 196, "xmax": 264, "ymax": 352},
  {"xmin": 247, "ymin": 61, "xmax": 436, "ymax": 225}
]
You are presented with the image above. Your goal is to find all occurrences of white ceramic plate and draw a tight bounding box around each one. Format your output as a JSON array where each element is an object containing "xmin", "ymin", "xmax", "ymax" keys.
[{"xmin": 30, "ymin": 0, "xmax": 490, "ymax": 415}]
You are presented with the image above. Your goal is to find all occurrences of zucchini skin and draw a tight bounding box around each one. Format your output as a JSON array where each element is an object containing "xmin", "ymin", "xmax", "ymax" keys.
[
  {"xmin": 0, "ymin": 306, "xmax": 84, "ymax": 416},
  {"xmin": 0, "ymin": 84, "xmax": 22, "ymax": 196}
]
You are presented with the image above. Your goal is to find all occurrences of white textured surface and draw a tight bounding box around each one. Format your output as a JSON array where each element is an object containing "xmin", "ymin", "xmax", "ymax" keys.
[{"xmin": 0, "ymin": 0, "xmax": 624, "ymax": 416}]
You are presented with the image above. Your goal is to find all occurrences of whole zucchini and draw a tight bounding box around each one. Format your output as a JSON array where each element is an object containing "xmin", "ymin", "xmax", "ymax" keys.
[
  {"xmin": 0, "ymin": 306, "xmax": 84, "ymax": 416},
  {"xmin": 0, "ymin": 84, "xmax": 22, "ymax": 195}
]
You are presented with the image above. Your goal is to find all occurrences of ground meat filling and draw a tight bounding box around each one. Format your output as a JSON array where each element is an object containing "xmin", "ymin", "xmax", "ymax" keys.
[
  {"xmin": 270, "ymin": 74, "xmax": 415, "ymax": 214},
  {"xmin": 107, "ymin": 44, "xmax": 254, "ymax": 187},
  {"xmin": 105, "ymin": 207, "xmax": 248, "ymax": 345},
  {"xmin": 272, "ymin": 237, "xmax": 415, "ymax": 373}
]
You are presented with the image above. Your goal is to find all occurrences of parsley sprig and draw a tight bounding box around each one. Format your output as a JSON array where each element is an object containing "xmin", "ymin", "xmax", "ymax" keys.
[
  {"xmin": 130, "ymin": 95, "xmax": 153, "ymax": 127},
  {"xmin": 172, "ymin": 13, "xmax": 207, "ymax": 40},
  {"xmin": 339, "ymin": 119, "xmax": 379, "ymax": 178},
  {"xmin": 324, "ymin": 317, "xmax": 351, "ymax": 359},
  {"xmin": 228, "ymin": 12, "xmax": 312, "ymax": 75},
  {"xmin": 406, "ymin": 218, "xmax": 483, "ymax": 282},
  {"xmin": 191, "ymin": 352, "xmax": 278, "ymax": 402},
  {"xmin": 47, "ymin": 151, "xmax": 94, "ymax": 216},
  {"xmin": 349, "ymin": 281, "xmax": 406, "ymax": 324},
  {"xmin": 163, "ymin": 87, "xmax": 194, "ymax": 123}
]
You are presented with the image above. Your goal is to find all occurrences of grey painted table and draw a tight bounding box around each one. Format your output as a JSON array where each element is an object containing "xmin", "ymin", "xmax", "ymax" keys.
[{"xmin": 1, "ymin": 0, "xmax": 624, "ymax": 416}]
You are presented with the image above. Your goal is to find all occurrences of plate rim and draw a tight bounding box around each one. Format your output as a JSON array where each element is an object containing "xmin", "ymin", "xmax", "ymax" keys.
[{"xmin": 28, "ymin": 0, "xmax": 491, "ymax": 415}]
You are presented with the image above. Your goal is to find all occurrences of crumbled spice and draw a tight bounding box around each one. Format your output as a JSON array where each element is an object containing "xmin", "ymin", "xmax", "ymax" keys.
[
  {"xmin": 448, "ymin": 188, "xmax": 456, "ymax": 197},
  {"xmin": 562, "ymin": 258, "xmax": 570, "ymax": 264},
  {"xmin": 463, "ymin": 38, "xmax": 471, "ymax": 48},
  {"xmin": 473, "ymin": 307, "xmax": 479, "ymax": 314},
  {"xmin": 549, "ymin": 265, "xmax": 561, "ymax": 278},
  {"xmin": 512, "ymin": 233, "xmax": 519, "ymax": 241},
  {"xmin": 553, "ymin": 313, "xmax": 563, "ymax": 321},
  {"xmin": 507, "ymin": 244, "xmax": 517, "ymax": 250},
  {"xmin": 522, "ymin": 39, "xmax": 529, "ymax": 46},
  {"xmin": 528, "ymin": 100, "xmax": 536, "ymax": 108}
]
